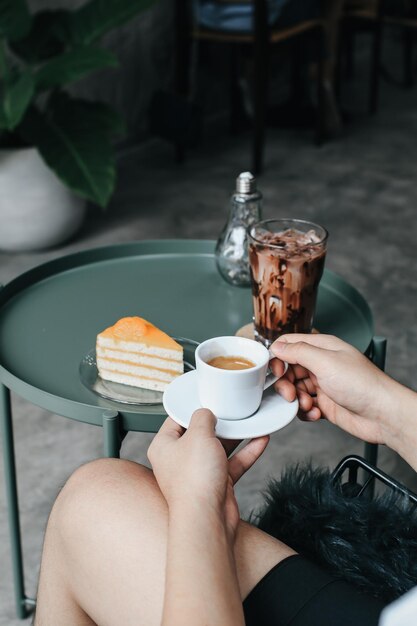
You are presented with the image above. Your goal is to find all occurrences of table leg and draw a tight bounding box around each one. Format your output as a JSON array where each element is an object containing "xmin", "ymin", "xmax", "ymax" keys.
[
  {"xmin": 364, "ymin": 336, "xmax": 387, "ymax": 468},
  {"xmin": 0, "ymin": 384, "xmax": 30, "ymax": 619},
  {"xmin": 102, "ymin": 410, "xmax": 126, "ymax": 458}
]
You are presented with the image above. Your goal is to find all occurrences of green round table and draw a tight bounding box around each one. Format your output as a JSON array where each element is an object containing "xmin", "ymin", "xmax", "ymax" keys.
[{"xmin": 0, "ymin": 239, "xmax": 384, "ymax": 618}]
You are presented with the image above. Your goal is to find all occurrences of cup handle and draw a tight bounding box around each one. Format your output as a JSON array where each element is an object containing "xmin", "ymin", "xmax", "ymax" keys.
[{"xmin": 263, "ymin": 361, "xmax": 288, "ymax": 391}]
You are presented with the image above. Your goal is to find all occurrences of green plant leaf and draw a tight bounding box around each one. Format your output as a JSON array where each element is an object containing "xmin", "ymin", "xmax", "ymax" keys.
[
  {"xmin": 0, "ymin": 0, "xmax": 31, "ymax": 41},
  {"xmin": 36, "ymin": 46, "xmax": 118, "ymax": 91},
  {"xmin": 10, "ymin": 10, "xmax": 70, "ymax": 63},
  {"xmin": 69, "ymin": 0, "xmax": 155, "ymax": 45},
  {"xmin": 20, "ymin": 94, "xmax": 117, "ymax": 207},
  {"xmin": 2, "ymin": 71, "xmax": 34, "ymax": 130}
]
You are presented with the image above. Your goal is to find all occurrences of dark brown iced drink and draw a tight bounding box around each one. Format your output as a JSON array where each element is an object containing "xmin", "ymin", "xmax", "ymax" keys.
[{"xmin": 248, "ymin": 219, "xmax": 328, "ymax": 346}]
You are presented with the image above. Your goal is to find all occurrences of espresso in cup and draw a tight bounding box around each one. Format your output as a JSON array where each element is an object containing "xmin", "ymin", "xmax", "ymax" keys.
[{"xmin": 207, "ymin": 355, "xmax": 255, "ymax": 371}]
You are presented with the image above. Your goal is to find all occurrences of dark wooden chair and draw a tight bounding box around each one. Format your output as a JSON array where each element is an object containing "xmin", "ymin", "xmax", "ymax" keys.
[
  {"xmin": 174, "ymin": 0, "xmax": 325, "ymax": 174},
  {"xmin": 339, "ymin": 0, "xmax": 417, "ymax": 114},
  {"xmin": 381, "ymin": 1, "xmax": 417, "ymax": 89}
]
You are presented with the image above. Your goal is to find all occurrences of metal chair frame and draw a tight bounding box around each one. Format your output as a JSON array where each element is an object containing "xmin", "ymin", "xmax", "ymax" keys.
[{"xmin": 332, "ymin": 454, "xmax": 417, "ymax": 505}]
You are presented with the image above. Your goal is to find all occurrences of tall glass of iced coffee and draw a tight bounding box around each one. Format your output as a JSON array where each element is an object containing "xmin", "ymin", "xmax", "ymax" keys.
[{"xmin": 248, "ymin": 218, "xmax": 328, "ymax": 346}]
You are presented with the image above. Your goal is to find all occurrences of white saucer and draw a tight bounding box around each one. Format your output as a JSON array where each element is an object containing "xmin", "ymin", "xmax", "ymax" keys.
[{"xmin": 163, "ymin": 370, "xmax": 299, "ymax": 439}]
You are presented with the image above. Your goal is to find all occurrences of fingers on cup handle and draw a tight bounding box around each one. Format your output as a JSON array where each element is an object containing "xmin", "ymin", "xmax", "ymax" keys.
[
  {"xmin": 269, "ymin": 357, "xmax": 288, "ymax": 379},
  {"xmin": 271, "ymin": 339, "xmax": 326, "ymax": 372},
  {"xmin": 274, "ymin": 378, "xmax": 297, "ymax": 402}
]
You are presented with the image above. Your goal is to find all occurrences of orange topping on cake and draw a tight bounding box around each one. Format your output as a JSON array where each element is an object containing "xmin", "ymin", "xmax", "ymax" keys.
[{"xmin": 100, "ymin": 317, "xmax": 182, "ymax": 351}]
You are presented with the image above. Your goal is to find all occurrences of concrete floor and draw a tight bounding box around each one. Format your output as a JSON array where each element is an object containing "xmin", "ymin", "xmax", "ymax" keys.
[{"xmin": 1, "ymin": 50, "xmax": 417, "ymax": 623}]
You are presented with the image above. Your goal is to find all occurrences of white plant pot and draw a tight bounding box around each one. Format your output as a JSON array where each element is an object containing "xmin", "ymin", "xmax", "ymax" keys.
[{"xmin": 0, "ymin": 148, "xmax": 86, "ymax": 252}]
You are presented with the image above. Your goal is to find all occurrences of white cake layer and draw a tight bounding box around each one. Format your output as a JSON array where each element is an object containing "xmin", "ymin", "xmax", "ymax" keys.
[
  {"xmin": 97, "ymin": 336, "xmax": 182, "ymax": 360},
  {"xmin": 96, "ymin": 347, "xmax": 184, "ymax": 372},
  {"xmin": 99, "ymin": 369, "xmax": 168, "ymax": 392},
  {"xmin": 97, "ymin": 358, "xmax": 180, "ymax": 382}
]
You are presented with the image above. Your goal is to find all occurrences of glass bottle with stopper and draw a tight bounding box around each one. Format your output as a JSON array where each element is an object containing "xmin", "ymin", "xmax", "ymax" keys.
[{"xmin": 215, "ymin": 172, "xmax": 262, "ymax": 286}]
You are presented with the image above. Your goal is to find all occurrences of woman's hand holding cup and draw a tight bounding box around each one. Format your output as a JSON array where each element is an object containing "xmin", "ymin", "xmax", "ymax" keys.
[{"xmin": 270, "ymin": 333, "xmax": 417, "ymax": 461}]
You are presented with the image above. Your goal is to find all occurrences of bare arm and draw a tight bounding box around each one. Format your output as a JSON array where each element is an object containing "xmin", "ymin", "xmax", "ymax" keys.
[
  {"xmin": 386, "ymin": 381, "xmax": 417, "ymax": 471},
  {"xmin": 148, "ymin": 412, "xmax": 269, "ymax": 626},
  {"xmin": 163, "ymin": 501, "xmax": 243, "ymax": 626}
]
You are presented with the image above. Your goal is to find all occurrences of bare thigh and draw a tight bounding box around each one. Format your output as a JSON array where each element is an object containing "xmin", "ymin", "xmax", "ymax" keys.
[{"xmin": 35, "ymin": 459, "xmax": 295, "ymax": 626}]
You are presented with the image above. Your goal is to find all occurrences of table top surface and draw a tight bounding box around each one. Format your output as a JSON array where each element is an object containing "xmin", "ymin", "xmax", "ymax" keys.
[{"xmin": 0, "ymin": 240, "xmax": 374, "ymax": 432}]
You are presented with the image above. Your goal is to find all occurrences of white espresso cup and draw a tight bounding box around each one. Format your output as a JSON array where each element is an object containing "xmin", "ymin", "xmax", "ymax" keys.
[{"xmin": 195, "ymin": 336, "xmax": 285, "ymax": 420}]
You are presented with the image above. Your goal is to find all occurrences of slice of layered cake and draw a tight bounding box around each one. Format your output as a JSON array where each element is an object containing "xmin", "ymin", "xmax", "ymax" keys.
[{"xmin": 96, "ymin": 317, "xmax": 184, "ymax": 392}]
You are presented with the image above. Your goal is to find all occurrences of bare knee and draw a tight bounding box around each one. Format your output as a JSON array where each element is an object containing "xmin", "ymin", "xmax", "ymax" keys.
[
  {"xmin": 49, "ymin": 459, "xmax": 164, "ymax": 543},
  {"xmin": 62, "ymin": 458, "xmax": 154, "ymax": 495}
]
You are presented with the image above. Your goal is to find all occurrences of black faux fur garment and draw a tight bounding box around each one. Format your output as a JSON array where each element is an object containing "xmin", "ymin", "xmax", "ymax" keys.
[{"xmin": 252, "ymin": 464, "xmax": 417, "ymax": 603}]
